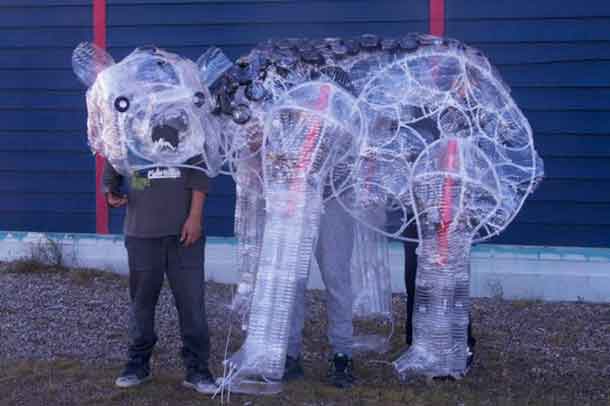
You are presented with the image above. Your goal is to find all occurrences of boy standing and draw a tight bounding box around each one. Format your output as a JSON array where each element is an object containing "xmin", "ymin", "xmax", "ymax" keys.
[{"xmin": 104, "ymin": 160, "xmax": 217, "ymax": 394}]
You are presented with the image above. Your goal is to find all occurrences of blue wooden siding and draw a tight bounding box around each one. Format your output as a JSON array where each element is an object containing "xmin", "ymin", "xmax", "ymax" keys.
[
  {"xmin": 0, "ymin": 1, "xmax": 95, "ymax": 233},
  {"xmin": 446, "ymin": 1, "xmax": 610, "ymax": 247},
  {"xmin": 1, "ymin": 0, "xmax": 608, "ymax": 247}
]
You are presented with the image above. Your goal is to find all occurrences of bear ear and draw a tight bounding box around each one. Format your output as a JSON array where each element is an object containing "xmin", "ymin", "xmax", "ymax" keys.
[
  {"xmin": 72, "ymin": 42, "xmax": 115, "ymax": 87},
  {"xmin": 196, "ymin": 46, "xmax": 232, "ymax": 88}
]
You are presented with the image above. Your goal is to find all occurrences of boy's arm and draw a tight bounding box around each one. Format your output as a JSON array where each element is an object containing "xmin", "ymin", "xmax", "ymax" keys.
[
  {"xmin": 181, "ymin": 189, "xmax": 206, "ymax": 246},
  {"xmin": 102, "ymin": 160, "xmax": 128, "ymax": 208},
  {"xmin": 181, "ymin": 169, "xmax": 209, "ymax": 246}
]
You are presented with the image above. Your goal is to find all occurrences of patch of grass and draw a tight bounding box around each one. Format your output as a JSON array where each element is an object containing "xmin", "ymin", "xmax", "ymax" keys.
[
  {"xmin": 69, "ymin": 267, "xmax": 128, "ymax": 287},
  {"xmin": 2, "ymin": 258, "xmax": 55, "ymax": 274},
  {"xmin": 0, "ymin": 358, "xmax": 601, "ymax": 406},
  {"xmin": 510, "ymin": 300, "xmax": 531, "ymax": 311},
  {"xmin": 1, "ymin": 256, "xmax": 127, "ymax": 288}
]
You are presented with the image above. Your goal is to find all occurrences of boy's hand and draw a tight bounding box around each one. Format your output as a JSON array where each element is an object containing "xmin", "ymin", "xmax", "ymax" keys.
[
  {"xmin": 181, "ymin": 215, "xmax": 202, "ymax": 246},
  {"xmin": 106, "ymin": 192, "xmax": 128, "ymax": 208}
]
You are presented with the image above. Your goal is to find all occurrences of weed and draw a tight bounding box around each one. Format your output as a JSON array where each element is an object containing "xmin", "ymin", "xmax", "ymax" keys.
[{"xmin": 487, "ymin": 279, "xmax": 504, "ymax": 300}]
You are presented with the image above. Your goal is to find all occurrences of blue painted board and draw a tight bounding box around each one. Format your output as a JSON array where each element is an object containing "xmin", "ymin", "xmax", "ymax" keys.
[
  {"xmin": 530, "ymin": 179, "xmax": 610, "ymax": 203},
  {"xmin": 0, "ymin": 92, "xmax": 84, "ymax": 110},
  {"xmin": 106, "ymin": 22, "xmax": 429, "ymax": 48},
  {"xmin": 469, "ymin": 43, "xmax": 610, "ymax": 65},
  {"xmin": 494, "ymin": 223, "xmax": 610, "ymax": 248},
  {"xmin": 108, "ymin": 2, "xmax": 427, "ymax": 26},
  {"xmin": 0, "ymin": 6, "xmax": 90, "ymax": 27},
  {"xmin": 448, "ymin": 19, "xmax": 610, "ymax": 43},
  {"xmin": 0, "ymin": 70, "xmax": 85, "ymax": 92},
  {"xmin": 0, "ymin": 132, "xmax": 88, "ymax": 152},
  {"xmin": 0, "ymin": 27, "xmax": 91, "ymax": 47},
  {"xmin": 512, "ymin": 88, "xmax": 610, "ymax": 111},
  {"xmin": 446, "ymin": 1, "xmax": 610, "ymax": 18},
  {"xmin": 0, "ymin": 47, "xmax": 85, "ymax": 70},
  {"xmin": 497, "ymin": 62, "xmax": 610, "ymax": 87}
]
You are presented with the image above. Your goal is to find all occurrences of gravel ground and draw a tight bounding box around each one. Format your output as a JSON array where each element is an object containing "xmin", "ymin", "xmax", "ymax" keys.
[{"xmin": 1, "ymin": 263, "xmax": 610, "ymax": 405}]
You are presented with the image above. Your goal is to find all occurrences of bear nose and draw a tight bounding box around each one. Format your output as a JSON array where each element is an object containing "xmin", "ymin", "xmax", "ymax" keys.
[{"xmin": 151, "ymin": 124, "xmax": 179, "ymax": 149}]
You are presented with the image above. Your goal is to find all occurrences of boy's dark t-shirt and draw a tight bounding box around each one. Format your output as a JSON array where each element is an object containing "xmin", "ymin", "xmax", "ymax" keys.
[{"xmin": 102, "ymin": 161, "xmax": 209, "ymax": 238}]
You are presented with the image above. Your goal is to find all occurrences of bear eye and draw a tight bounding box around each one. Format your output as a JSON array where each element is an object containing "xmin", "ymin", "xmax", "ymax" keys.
[
  {"xmin": 114, "ymin": 96, "xmax": 130, "ymax": 112},
  {"xmin": 193, "ymin": 92, "xmax": 206, "ymax": 108}
]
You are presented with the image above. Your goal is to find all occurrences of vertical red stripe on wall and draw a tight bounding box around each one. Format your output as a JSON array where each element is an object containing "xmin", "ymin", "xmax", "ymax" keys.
[
  {"xmin": 429, "ymin": 0, "xmax": 445, "ymax": 36},
  {"xmin": 93, "ymin": 0, "xmax": 109, "ymax": 234}
]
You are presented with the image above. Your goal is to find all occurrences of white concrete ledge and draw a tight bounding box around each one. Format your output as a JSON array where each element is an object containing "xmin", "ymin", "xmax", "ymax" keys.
[{"xmin": 0, "ymin": 231, "xmax": 608, "ymax": 303}]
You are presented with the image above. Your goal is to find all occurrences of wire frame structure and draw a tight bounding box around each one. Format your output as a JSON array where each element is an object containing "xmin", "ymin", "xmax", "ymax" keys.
[
  {"xmin": 74, "ymin": 33, "xmax": 544, "ymax": 392},
  {"xmin": 207, "ymin": 33, "xmax": 543, "ymax": 390}
]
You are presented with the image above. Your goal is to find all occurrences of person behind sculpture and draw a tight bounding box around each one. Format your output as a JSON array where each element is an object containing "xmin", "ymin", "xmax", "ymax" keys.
[
  {"xmin": 104, "ymin": 159, "xmax": 217, "ymax": 394},
  {"xmin": 284, "ymin": 198, "xmax": 356, "ymax": 388}
]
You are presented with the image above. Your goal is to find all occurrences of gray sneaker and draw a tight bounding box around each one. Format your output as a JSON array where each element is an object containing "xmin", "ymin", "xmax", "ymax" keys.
[
  {"xmin": 115, "ymin": 360, "xmax": 152, "ymax": 388},
  {"xmin": 182, "ymin": 368, "xmax": 218, "ymax": 394}
]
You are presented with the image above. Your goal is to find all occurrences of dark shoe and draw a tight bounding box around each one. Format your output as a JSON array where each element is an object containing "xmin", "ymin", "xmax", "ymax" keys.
[
  {"xmin": 282, "ymin": 355, "xmax": 304, "ymax": 382},
  {"xmin": 327, "ymin": 353, "xmax": 355, "ymax": 388},
  {"xmin": 115, "ymin": 359, "xmax": 152, "ymax": 388},
  {"xmin": 183, "ymin": 367, "xmax": 218, "ymax": 394}
]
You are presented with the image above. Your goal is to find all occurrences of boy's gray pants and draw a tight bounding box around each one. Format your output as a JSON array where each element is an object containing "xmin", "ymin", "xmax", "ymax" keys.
[
  {"xmin": 287, "ymin": 198, "xmax": 355, "ymax": 358},
  {"xmin": 124, "ymin": 236, "xmax": 210, "ymax": 371}
]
